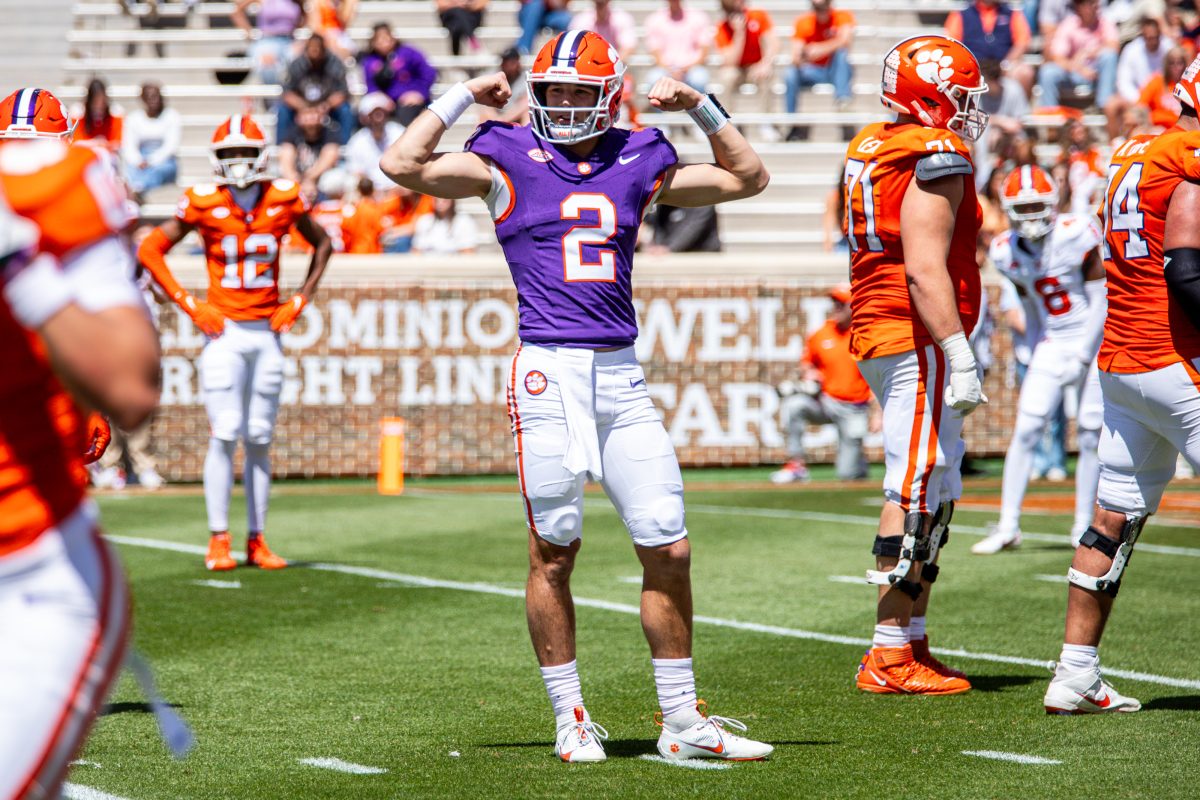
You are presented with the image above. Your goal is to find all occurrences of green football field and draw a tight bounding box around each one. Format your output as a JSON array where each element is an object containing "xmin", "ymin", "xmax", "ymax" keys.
[{"xmin": 68, "ymin": 468, "xmax": 1200, "ymax": 799}]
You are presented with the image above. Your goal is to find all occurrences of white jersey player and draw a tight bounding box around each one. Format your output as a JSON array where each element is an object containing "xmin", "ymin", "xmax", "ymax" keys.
[{"xmin": 974, "ymin": 165, "xmax": 1107, "ymax": 553}]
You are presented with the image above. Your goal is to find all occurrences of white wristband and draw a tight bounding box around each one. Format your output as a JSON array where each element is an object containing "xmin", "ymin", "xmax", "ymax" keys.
[
  {"xmin": 4, "ymin": 253, "xmax": 75, "ymax": 329},
  {"xmin": 687, "ymin": 95, "xmax": 728, "ymax": 136},
  {"xmin": 428, "ymin": 82, "xmax": 475, "ymax": 128},
  {"xmin": 938, "ymin": 331, "xmax": 977, "ymax": 374}
]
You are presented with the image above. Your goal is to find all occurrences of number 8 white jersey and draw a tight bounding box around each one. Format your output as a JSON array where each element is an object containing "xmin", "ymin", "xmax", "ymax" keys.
[{"xmin": 989, "ymin": 214, "xmax": 1102, "ymax": 344}]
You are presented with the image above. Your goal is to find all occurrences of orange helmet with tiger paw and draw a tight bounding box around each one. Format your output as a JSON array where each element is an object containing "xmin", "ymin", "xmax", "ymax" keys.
[
  {"xmin": 0, "ymin": 88, "xmax": 74, "ymax": 140},
  {"xmin": 881, "ymin": 36, "xmax": 988, "ymax": 142},
  {"xmin": 211, "ymin": 115, "xmax": 270, "ymax": 188},
  {"xmin": 528, "ymin": 30, "xmax": 625, "ymax": 145},
  {"xmin": 1001, "ymin": 164, "xmax": 1059, "ymax": 240}
]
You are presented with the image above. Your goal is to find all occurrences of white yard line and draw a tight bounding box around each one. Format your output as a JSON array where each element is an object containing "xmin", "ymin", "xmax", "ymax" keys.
[
  {"xmin": 827, "ymin": 575, "xmax": 868, "ymax": 585},
  {"xmin": 617, "ymin": 576, "xmax": 643, "ymax": 584},
  {"xmin": 1034, "ymin": 574, "xmax": 1070, "ymax": 584},
  {"xmin": 69, "ymin": 760, "xmax": 101, "ymax": 768},
  {"xmin": 298, "ymin": 757, "xmax": 388, "ymax": 775},
  {"xmin": 191, "ymin": 579, "xmax": 241, "ymax": 589},
  {"xmin": 63, "ymin": 785, "xmax": 135, "ymax": 800},
  {"xmin": 961, "ymin": 750, "xmax": 1062, "ymax": 765},
  {"xmin": 105, "ymin": 535, "xmax": 1200, "ymax": 691},
  {"xmin": 638, "ymin": 754, "xmax": 733, "ymax": 770}
]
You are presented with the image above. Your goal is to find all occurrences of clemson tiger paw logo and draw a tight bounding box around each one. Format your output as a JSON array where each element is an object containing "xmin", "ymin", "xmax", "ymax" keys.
[
  {"xmin": 670, "ymin": 743, "xmax": 680, "ymax": 753},
  {"xmin": 915, "ymin": 48, "xmax": 955, "ymax": 84}
]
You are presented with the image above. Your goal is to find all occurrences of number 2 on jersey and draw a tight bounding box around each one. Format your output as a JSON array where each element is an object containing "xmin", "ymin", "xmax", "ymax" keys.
[
  {"xmin": 220, "ymin": 233, "xmax": 278, "ymax": 290},
  {"xmin": 844, "ymin": 159, "xmax": 882, "ymax": 253},
  {"xmin": 561, "ymin": 193, "xmax": 617, "ymax": 282}
]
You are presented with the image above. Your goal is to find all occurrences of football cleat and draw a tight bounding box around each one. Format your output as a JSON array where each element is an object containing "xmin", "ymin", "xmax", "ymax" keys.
[
  {"xmin": 1044, "ymin": 667, "xmax": 1141, "ymax": 715},
  {"xmin": 656, "ymin": 701, "xmax": 773, "ymax": 761},
  {"xmin": 205, "ymin": 533, "xmax": 237, "ymax": 571},
  {"xmin": 246, "ymin": 535, "xmax": 288, "ymax": 569},
  {"xmin": 554, "ymin": 707, "xmax": 608, "ymax": 763},
  {"xmin": 911, "ymin": 636, "xmax": 969, "ymax": 681},
  {"xmin": 857, "ymin": 644, "xmax": 971, "ymax": 695},
  {"xmin": 971, "ymin": 524, "xmax": 1022, "ymax": 555},
  {"xmin": 770, "ymin": 461, "xmax": 811, "ymax": 484}
]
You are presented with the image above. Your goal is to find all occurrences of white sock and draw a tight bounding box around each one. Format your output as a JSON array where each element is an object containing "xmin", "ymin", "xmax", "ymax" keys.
[
  {"xmin": 1060, "ymin": 643, "xmax": 1100, "ymax": 673},
  {"xmin": 244, "ymin": 442, "xmax": 271, "ymax": 534},
  {"xmin": 203, "ymin": 438, "xmax": 236, "ymax": 532},
  {"xmin": 652, "ymin": 657, "xmax": 702, "ymax": 730},
  {"xmin": 1074, "ymin": 428, "xmax": 1100, "ymax": 532},
  {"xmin": 998, "ymin": 411, "xmax": 1044, "ymax": 533},
  {"xmin": 540, "ymin": 660, "xmax": 585, "ymax": 727},
  {"xmin": 907, "ymin": 616, "xmax": 927, "ymax": 642},
  {"xmin": 873, "ymin": 624, "xmax": 908, "ymax": 648}
]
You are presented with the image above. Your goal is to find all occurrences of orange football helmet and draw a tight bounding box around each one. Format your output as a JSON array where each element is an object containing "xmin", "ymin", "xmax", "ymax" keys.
[
  {"xmin": 210, "ymin": 114, "xmax": 269, "ymax": 188},
  {"xmin": 1174, "ymin": 53, "xmax": 1200, "ymax": 110},
  {"xmin": 1001, "ymin": 164, "xmax": 1059, "ymax": 240},
  {"xmin": 0, "ymin": 88, "xmax": 74, "ymax": 140},
  {"xmin": 881, "ymin": 36, "xmax": 988, "ymax": 141},
  {"xmin": 528, "ymin": 30, "xmax": 625, "ymax": 144}
]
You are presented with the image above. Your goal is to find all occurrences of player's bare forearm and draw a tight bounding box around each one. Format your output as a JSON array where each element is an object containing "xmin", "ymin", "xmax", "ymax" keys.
[
  {"xmin": 901, "ymin": 174, "xmax": 964, "ymax": 342},
  {"xmin": 41, "ymin": 304, "xmax": 161, "ymax": 429},
  {"xmin": 138, "ymin": 218, "xmax": 194, "ymax": 308},
  {"xmin": 294, "ymin": 214, "xmax": 333, "ymax": 298},
  {"xmin": 652, "ymin": 79, "xmax": 769, "ymax": 206},
  {"xmin": 379, "ymin": 73, "xmax": 507, "ymax": 199}
]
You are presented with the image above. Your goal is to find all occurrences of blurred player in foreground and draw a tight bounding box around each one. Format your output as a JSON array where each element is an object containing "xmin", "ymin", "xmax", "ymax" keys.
[{"xmin": 382, "ymin": 30, "xmax": 773, "ymax": 762}]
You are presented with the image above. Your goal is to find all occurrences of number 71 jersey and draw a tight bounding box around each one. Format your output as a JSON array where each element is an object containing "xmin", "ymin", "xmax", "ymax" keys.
[
  {"xmin": 842, "ymin": 122, "xmax": 982, "ymax": 360},
  {"xmin": 174, "ymin": 179, "xmax": 308, "ymax": 320},
  {"xmin": 466, "ymin": 121, "xmax": 678, "ymax": 348}
]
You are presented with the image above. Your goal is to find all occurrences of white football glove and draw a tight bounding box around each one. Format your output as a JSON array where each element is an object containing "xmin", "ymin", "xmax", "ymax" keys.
[
  {"xmin": 940, "ymin": 332, "xmax": 988, "ymax": 415},
  {"xmin": 1059, "ymin": 357, "xmax": 1088, "ymax": 386}
]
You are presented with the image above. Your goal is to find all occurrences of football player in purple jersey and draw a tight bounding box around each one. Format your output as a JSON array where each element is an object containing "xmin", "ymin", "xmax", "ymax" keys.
[{"xmin": 381, "ymin": 29, "xmax": 770, "ymax": 763}]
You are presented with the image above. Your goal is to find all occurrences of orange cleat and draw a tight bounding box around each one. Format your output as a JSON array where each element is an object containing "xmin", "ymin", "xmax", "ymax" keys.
[
  {"xmin": 205, "ymin": 533, "xmax": 237, "ymax": 571},
  {"xmin": 912, "ymin": 636, "xmax": 969, "ymax": 681},
  {"xmin": 856, "ymin": 644, "xmax": 971, "ymax": 695},
  {"xmin": 246, "ymin": 535, "xmax": 288, "ymax": 569}
]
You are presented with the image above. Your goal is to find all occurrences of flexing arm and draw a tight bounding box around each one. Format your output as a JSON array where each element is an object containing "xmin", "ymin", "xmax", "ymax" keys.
[
  {"xmin": 653, "ymin": 78, "xmax": 769, "ymax": 207},
  {"xmin": 138, "ymin": 217, "xmax": 226, "ymax": 337},
  {"xmin": 901, "ymin": 172, "xmax": 985, "ymax": 413},
  {"xmin": 378, "ymin": 73, "xmax": 509, "ymax": 199}
]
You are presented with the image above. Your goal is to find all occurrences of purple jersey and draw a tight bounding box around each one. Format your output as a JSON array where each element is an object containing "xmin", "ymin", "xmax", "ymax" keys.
[{"xmin": 466, "ymin": 121, "xmax": 678, "ymax": 348}]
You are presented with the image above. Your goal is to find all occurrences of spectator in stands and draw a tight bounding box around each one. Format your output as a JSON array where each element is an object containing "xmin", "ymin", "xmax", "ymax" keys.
[
  {"xmin": 771, "ymin": 284, "xmax": 871, "ymax": 484},
  {"xmin": 343, "ymin": 177, "xmax": 386, "ymax": 254},
  {"xmin": 347, "ymin": 93, "xmax": 406, "ymax": 192},
  {"xmin": 516, "ymin": 0, "xmax": 573, "ymax": 55},
  {"xmin": 279, "ymin": 106, "xmax": 342, "ymax": 203},
  {"xmin": 309, "ymin": 0, "xmax": 358, "ymax": 61},
  {"xmin": 715, "ymin": 0, "xmax": 779, "ymax": 137},
  {"xmin": 1105, "ymin": 16, "xmax": 1174, "ymax": 138},
  {"xmin": 233, "ymin": 0, "xmax": 305, "ymax": 87},
  {"xmin": 1118, "ymin": 100, "xmax": 1154, "ymax": 140},
  {"xmin": 644, "ymin": 0, "xmax": 713, "ymax": 94},
  {"xmin": 645, "ymin": 203, "xmax": 722, "ymax": 253},
  {"xmin": 1057, "ymin": 117, "xmax": 1107, "ymax": 214},
  {"xmin": 478, "ymin": 47, "xmax": 531, "ymax": 123},
  {"xmin": 279, "ymin": 33, "xmax": 354, "ymax": 145},
  {"xmin": 945, "ymin": 0, "xmax": 1035, "ymax": 96},
  {"xmin": 380, "ymin": 187, "xmax": 434, "ymax": 253},
  {"xmin": 118, "ymin": 0, "xmax": 167, "ymax": 58},
  {"xmin": 977, "ymin": 166, "xmax": 1009, "ymax": 263},
  {"xmin": 975, "ymin": 59, "xmax": 1030, "ymax": 190},
  {"xmin": 74, "ymin": 78, "xmax": 123, "ymax": 153},
  {"xmin": 571, "ymin": 0, "xmax": 638, "ymax": 60},
  {"xmin": 784, "ymin": 0, "xmax": 854, "ymax": 127},
  {"xmin": 438, "ymin": 0, "xmax": 488, "ymax": 56},
  {"xmin": 1038, "ymin": 0, "xmax": 1073, "ymax": 40},
  {"xmin": 361, "ymin": 23, "xmax": 439, "ymax": 127},
  {"xmin": 1037, "ymin": 0, "xmax": 1120, "ymax": 108},
  {"xmin": 413, "ymin": 198, "xmax": 478, "ymax": 255},
  {"xmin": 120, "ymin": 82, "xmax": 181, "ymax": 202},
  {"xmin": 1134, "ymin": 45, "xmax": 1187, "ymax": 128}
]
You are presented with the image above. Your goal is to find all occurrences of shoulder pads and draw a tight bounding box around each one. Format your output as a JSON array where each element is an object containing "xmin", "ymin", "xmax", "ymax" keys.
[{"xmin": 915, "ymin": 152, "xmax": 973, "ymax": 182}]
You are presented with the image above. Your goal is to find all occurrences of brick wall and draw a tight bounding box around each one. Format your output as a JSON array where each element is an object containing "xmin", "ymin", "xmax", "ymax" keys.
[{"xmin": 150, "ymin": 279, "xmax": 1031, "ymax": 480}]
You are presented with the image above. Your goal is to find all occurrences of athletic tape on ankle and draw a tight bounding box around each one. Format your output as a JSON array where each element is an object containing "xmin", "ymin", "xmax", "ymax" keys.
[
  {"xmin": 3, "ymin": 253, "xmax": 74, "ymax": 329},
  {"xmin": 687, "ymin": 95, "xmax": 728, "ymax": 136},
  {"xmin": 429, "ymin": 83, "xmax": 475, "ymax": 128}
]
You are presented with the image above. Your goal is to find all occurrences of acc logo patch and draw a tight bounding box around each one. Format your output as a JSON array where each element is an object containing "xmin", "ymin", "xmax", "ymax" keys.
[
  {"xmin": 524, "ymin": 370, "xmax": 548, "ymax": 395},
  {"xmin": 527, "ymin": 148, "xmax": 554, "ymax": 163}
]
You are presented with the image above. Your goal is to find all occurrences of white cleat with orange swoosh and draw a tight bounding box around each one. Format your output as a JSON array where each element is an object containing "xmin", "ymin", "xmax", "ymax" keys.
[
  {"xmin": 1044, "ymin": 667, "xmax": 1142, "ymax": 715},
  {"xmin": 656, "ymin": 701, "xmax": 773, "ymax": 761}
]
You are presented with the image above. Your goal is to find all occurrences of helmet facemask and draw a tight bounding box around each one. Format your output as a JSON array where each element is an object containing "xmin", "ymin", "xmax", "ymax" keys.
[
  {"xmin": 1004, "ymin": 198, "xmax": 1057, "ymax": 241},
  {"xmin": 211, "ymin": 144, "xmax": 269, "ymax": 189},
  {"xmin": 528, "ymin": 70, "xmax": 624, "ymax": 145},
  {"xmin": 944, "ymin": 82, "xmax": 990, "ymax": 142}
]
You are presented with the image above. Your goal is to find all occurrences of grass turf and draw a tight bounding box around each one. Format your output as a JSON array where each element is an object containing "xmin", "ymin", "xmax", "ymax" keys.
[{"xmin": 71, "ymin": 469, "xmax": 1200, "ymax": 799}]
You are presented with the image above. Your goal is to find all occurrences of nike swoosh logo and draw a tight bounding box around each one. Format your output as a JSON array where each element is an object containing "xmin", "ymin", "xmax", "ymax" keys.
[
  {"xmin": 1079, "ymin": 691, "xmax": 1112, "ymax": 708},
  {"xmin": 689, "ymin": 740, "xmax": 724, "ymax": 754},
  {"xmin": 630, "ymin": 378, "xmax": 645, "ymax": 388},
  {"xmin": 266, "ymin": 207, "xmax": 283, "ymax": 217},
  {"xmin": 619, "ymin": 154, "xmax": 641, "ymax": 165}
]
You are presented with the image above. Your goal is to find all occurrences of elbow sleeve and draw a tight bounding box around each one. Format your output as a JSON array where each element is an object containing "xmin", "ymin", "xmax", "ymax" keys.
[{"xmin": 1164, "ymin": 248, "xmax": 1200, "ymax": 330}]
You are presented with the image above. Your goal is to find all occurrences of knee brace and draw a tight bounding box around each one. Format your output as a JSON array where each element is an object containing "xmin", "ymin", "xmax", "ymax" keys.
[
  {"xmin": 1066, "ymin": 515, "xmax": 1147, "ymax": 597},
  {"xmin": 246, "ymin": 418, "xmax": 274, "ymax": 446},
  {"xmin": 924, "ymin": 500, "xmax": 954, "ymax": 565},
  {"xmin": 866, "ymin": 510, "xmax": 929, "ymax": 592}
]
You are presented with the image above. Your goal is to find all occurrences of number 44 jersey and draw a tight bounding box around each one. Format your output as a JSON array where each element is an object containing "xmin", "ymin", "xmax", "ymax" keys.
[
  {"xmin": 466, "ymin": 121, "xmax": 678, "ymax": 349},
  {"xmin": 989, "ymin": 215, "xmax": 1102, "ymax": 344},
  {"xmin": 174, "ymin": 179, "xmax": 309, "ymax": 320},
  {"xmin": 842, "ymin": 122, "xmax": 982, "ymax": 361}
]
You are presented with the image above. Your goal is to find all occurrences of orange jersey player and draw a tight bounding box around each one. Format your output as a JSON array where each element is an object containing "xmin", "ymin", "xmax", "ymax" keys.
[
  {"xmin": 0, "ymin": 87, "xmax": 160, "ymax": 800},
  {"xmin": 846, "ymin": 36, "xmax": 988, "ymax": 697},
  {"xmin": 138, "ymin": 115, "xmax": 333, "ymax": 573},
  {"xmin": 1041, "ymin": 55, "xmax": 1200, "ymax": 717}
]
